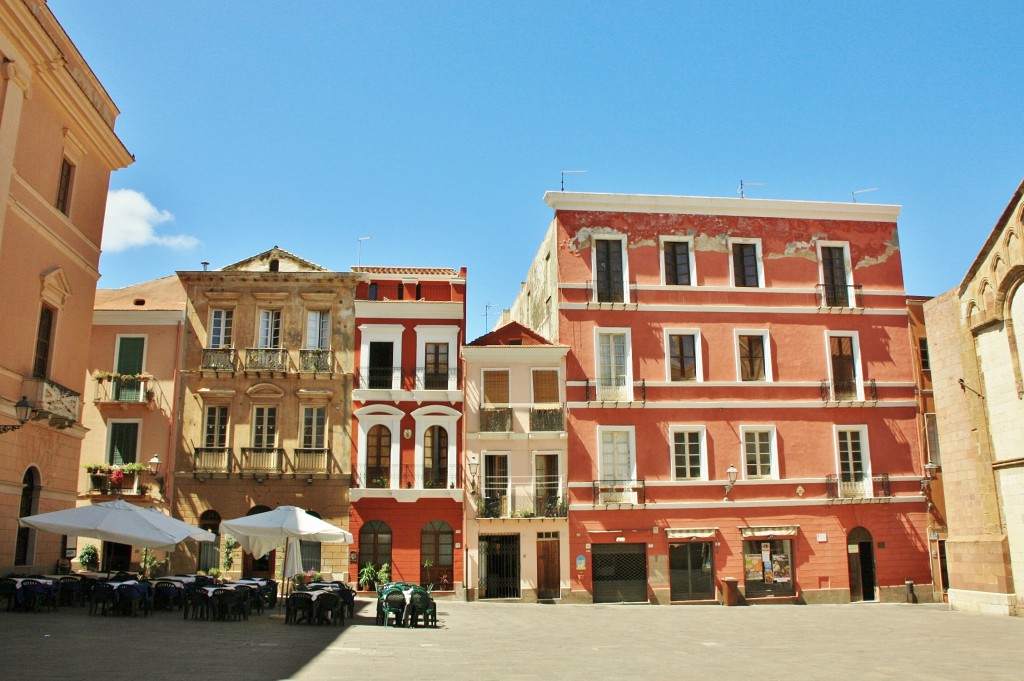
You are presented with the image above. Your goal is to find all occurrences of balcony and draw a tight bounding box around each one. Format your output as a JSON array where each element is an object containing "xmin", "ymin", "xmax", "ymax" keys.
[
  {"xmin": 592, "ymin": 479, "xmax": 647, "ymax": 505},
  {"xmin": 414, "ymin": 367, "xmax": 458, "ymax": 391},
  {"xmin": 588, "ymin": 376, "xmax": 632, "ymax": 402},
  {"xmin": 820, "ymin": 378, "xmax": 878, "ymax": 402},
  {"xmin": 585, "ymin": 279, "xmax": 639, "ymax": 306},
  {"xmin": 476, "ymin": 476, "xmax": 567, "ymax": 519},
  {"xmin": 193, "ymin": 447, "xmax": 231, "ymax": 474},
  {"xmin": 23, "ymin": 377, "xmax": 79, "ymax": 427},
  {"xmin": 480, "ymin": 407, "xmax": 513, "ymax": 432},
  {"xmin": 93, "ymin": 374, "xmax": 153, "ymax": 405},
  {"xmin": 356, "ymin": 367, "xmax": 403, "ymax": 390},
  {"xmin": 201, "ymin": 348, "xmax": 237, "ymax": 372},
  {"xmin": 529, "ymin": 406, "xmax": 565, "ymax": 432},
  {"xmin": 816, "ymin": 283, "xmax": 863, "ymax": 310},
  {"xmin": 298, "ymin": 349, "xmax": 332, "ymax": 373},
  {"xmin": 352, "ymin": 463, "xmax": 462, "ymax": 490},
  {"xmin": 245, "ymin": 348, "xmax": 288, "ymax": 373},
  {"xmin": 241, "ymin": 447, "xmax": 283, "ymax": 474},
  {"xmin": 825, "ymin": 473, "xmax": 891, "ymax": 500},
  {"xmin": 293, "ymin": 448, "xmax": 330, "ymax": 474}
]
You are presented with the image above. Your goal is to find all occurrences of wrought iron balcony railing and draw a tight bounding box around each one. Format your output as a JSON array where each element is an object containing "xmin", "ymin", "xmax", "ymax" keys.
[
  {"xmin": 245, "ymin": 348, "xmax": 288, "ymax": 372},
  {"xmin": 93, "ymin": 375, "xmax": 152, "ymax": 404},
  {"xmin": 201, "ymin": 348, "xmax": 236, "ymax": 371},
  {"xmin": 194, "ymin": 447, "xmax": 231, "ymax": 473},
  {"xmin": 241, "ymin": 447, "xmax": 283, "ymax": 473},
  {"xmin": 293, "ymin": 448, "xmax": 330, "ymax": 474},
  {"xmin": 299, "ymin": 348, "xmax": 332, "ymax": 372},
  {"xmin": 820, "ymin": 378, "xmax": 878, "ymax": 402},
  {"xmin": 816, "ymin": 283, "xmax": 863, "ymax": 309},
  {"xmin": 476, "ymin": 476, "xmax": 568, "ymax": 518},
  {"xmin": 592, "ymin": 479, "xmax": 647, "ymax": 505},
  {"xmin": 825, "ymin": 472, "xmax": 890, "ymax": 499},
  {"xmin": 585, "ymin": 279, "xmax": 639, "ymax": 304},
  {"xmin": 356, "ymin": 367, "xmax": 403, "ymax": 390},
  {"xmin": 414, "ymin": 366, "xmax": 459, "ymax": 391},
  {"xmin": 353, "ymin": 462, "xmax": 462, "ymax": 490},
  {"xmin": 480, "ymin": 407, "xmax": 513, "ymax": 432},
  {"xmin": 529, "ymin": 406, "xmax": 565, "ymax": 432}
]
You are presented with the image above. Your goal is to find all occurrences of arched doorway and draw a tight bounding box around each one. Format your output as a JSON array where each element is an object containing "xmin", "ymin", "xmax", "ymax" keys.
[
  {"xmin": 14, "ymin": 467, "xmax": 40, "ymax": 566},
  {"xmin": 197, "ymin": 510, "xmax": 221, "ymax": 571},
  {"xmin": 242, "ymin": 505, "xmax": 275, "ymax": 578},
  {"xmin": 847, "ymin": 526, "xmax": 876, "ymax": 602},
  {"xmin": 358, "ymin": 520, "xmax": 392, "ymax": 587}
]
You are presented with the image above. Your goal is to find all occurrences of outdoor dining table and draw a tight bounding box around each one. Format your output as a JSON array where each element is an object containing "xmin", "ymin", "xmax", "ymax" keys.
[
  {"xmin": 159, "ymin": 575, "xmax": 197, "ymax": 586},
  {"xmin": 10, "ymin": 577, "xmax": 58, "ymax": 607}
]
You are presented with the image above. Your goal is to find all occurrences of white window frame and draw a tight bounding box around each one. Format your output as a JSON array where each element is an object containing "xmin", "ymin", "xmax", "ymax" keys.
[
  {"xmin": 728, "ymin": 237, "xmax": 764, "ymax": 288},
  {"xmin": 251, "ymin": 405, "xmax": 278, "ymax": 448},
  {"xmin": 739, "ymin": 425, "xmax": 778, "ymax": 480},
  {"xmin": 668, "ymin": 425, "xmax": 707, "ymax": 481},
  {"xmin": 256, "ymin": 308, "xmax": 282, "ymax": 349},
  {"xmin": 305, "ymin": 309, "xmax": 330, "ymax": 350},
  {"xmin": 300, "ymin": 405, "xmax": 327, "ymax": 449},
  {"xmin": 833, "ymin": 424, "xmax": 872, "ymax": 497},
  {"xmin": 533, "ymin": 450, "xmax": 563, "ymax": 513},
  {"xmin": 482, "ymin": 450, "xmax": 511, "ymax": 508},
  {"xmin": 412, "ymin": 405, "xmax": 461, "ymax": 488},
  {"xmin": 816, "ymin": 240, "xmax": 855, "ymax": 306},
  {"xmin": 358, "ymin": 324, "xmax": 404, "ymax": 390},
  {"xmin": 530, "ymin": 367, "xmax": 562, "ymax": 405},
  {"xmin": 203, "ymin": 404, "xmax": 229, "ymax": 448},
  {"xmin": 415, "ymin": 325, "xmax": 460, "ymax": 390},
  {"xmin": 825, "ymin": 331, "xmax": 863, "ymax": 400},
  {"xmin": 660, "ymin": 235, "xmax": 697, "ymax": 286},
  {"xmin": 594, "ymin": 327, "xmax": 633, "ymax": 401},
  {"xmin": 663, "ymin": 328, "xmax": 703, "ymax": 382},
  {"xmin": 353, "ymin": 405, "xmax": 403, "ymax": 489},
  {"xmin": 734, "ymin": 329, "xmax": 773, "ymax": 382},
  {"xmin": 590, "ymin": 234, "xmax": 631, "ymax": 304},
  {"xmin": 597, "ymin": 425, "xmax": 636, "ymax": 481},
  {"xmin": 209, "ymin": 308, "xmax": 234, "ymax": 349}
]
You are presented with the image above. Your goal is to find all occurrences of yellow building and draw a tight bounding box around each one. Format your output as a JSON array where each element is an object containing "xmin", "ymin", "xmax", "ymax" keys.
[{"xmin": 0, "ymin": 0, "xmax": 132, "ymax": 573}]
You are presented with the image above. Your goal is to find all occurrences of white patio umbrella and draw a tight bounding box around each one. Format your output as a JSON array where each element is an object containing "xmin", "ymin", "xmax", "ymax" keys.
[
  {"xmin": 221, "ymin": 505, "xmax": 353, "ymax": 580},
  {"xmin": 18, "ymin": 498, "xmax": 215, "ymax": 551}
]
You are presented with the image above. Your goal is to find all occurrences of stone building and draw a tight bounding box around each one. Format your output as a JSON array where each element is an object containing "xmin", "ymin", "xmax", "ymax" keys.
[
  {"xmin": 924, "ymin": 179, "xmax": 1024, "ymax": 615},
  {"xmin": 0, "ymin": 0, "xmax": 132, "ymax": 574},
  {"xmin": 172, "ymin": 248, "xmax": 362, "ymax": 580}
]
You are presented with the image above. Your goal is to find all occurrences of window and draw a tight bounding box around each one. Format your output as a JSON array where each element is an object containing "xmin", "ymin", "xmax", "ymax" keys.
[
  {"xmin": 837, "ymin": 427, "xmax": 868, "ymax": 487},
  {"xmin": 424, "ymin": 342, "xmax": 449, "ymax": 389},
  {"xmin": 820, "ymin": 245, "xmax": 851, "ymax": 306},
  {"xmin": 420, "ymin": 520, "xmax": 454, "ymax": 588},
  {"xmin": 299, "ymin": 511, "xmax": 323, "ymax": 571},
  {"xmin": 535, "ymin": 453, "xmax": 561, "ymax": 516},
  {"xmin": 55, "ymin": 158, "xmax": 74, "ymax": 215},
  {"xmin": 594, "ymin": 238, "xmax": 625, "ymax": 303},
  {"xmin": 481, "ymin": 370, "xmax": 511, "ymax": 432},
  {"xmin": 205, "ymin": 406, "xmax": 228, "ymax": 448},
  {"xmin": 108, "ymin": 421, "xmax": 140, "ymax": 465},
  {"xmin": 737, "ymin": 332, "xmax": 770, "ymax": 381},
  {"xmin": 919, "ymin": 338, "xmax": 930, "ymax": 372},
  {"xmin": 210, "ymin": 309, "xmax": 233, "ymax": 348},
  {"xmin": 15, "ymin": 468, "xmax": 39, "ymax": 566},
  {"xmin": 113, "ymin": 336, "xmax": 145, "ymax": 401},
  {"xmin": 600, "ymin": 427, "xmax": 634, "ymax": 482},
  {"xmin": 257, "ymin": 309, "xmax": 281, "ymax": 348},
  {"xmin": 423, "ymin": 425, "xmax": 448, "ymax": 487},
  {"xmin": 671, "ymin": 427, "xmax": 705, "ymax": 480},
  {"xmin": 829, "ymin": 334, "xmax": 858, "ymax": 399},
  {"xmin": 532, "ymin": 369, "xmax": 559, "ymax": 404},
  {"xmin": 366, "ymin": 424, "xmax": 392, "ymax": 487},
  {"xmin": 482, "ymin": 453, "xmax": 509, "ymax": 517},
  {"xmin": 252, "ymin": 406, "xmax": 277, "ymax": 448},
  {"xmin": 743, "ymin": 539, "xmax": 795, "ymax": 597},
  {"xmin": 359, "ymin": 520, "xmax": 392, "ymax": 570},
  {"xmin": 667, "ymin": 332, "xmax": 698, "ymax": 381},
  {"xmin": 306, "ymin": 310, "xmax": 330, "ymax": 350},
  {"xmin": 663, "ymin": 239, "xmax": 693, "ymax": 286},
  {"xmin": 597, "ymin": 330, "xmax": 631, "ymax": 400},
  {"xmin": 925, "ymin": 413, "xmax": 941, "ymax": 466},
  {"xmin": 33, "ymin": 304, "xmax": 55, "ymax": 379},
  {"xmin": 301, "ymin": 406, "xmax": 326, "ymax": 449},
  {"xmin": 367, "ymin": 341, "xmax": 395, "ymax": 389},
  {"xmin": 730, "ymin": 239, "xmax": 762, "ymax": 287},
  {"xmin": 741, "ymin": 427, "xmax": 776, "ymax": 479},
  {"xmin": 482, "ymin": 370, "xmax": 510, "ymax": 405}
]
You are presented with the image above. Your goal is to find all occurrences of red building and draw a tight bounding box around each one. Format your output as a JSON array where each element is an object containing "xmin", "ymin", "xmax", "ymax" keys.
[
  {"xmin": 506, "ymin": 191, "xmax": 932, "ymax": 604},
  {"xmin": 348, "ymin": 266, "xmax": 467, "ymax": 595}
]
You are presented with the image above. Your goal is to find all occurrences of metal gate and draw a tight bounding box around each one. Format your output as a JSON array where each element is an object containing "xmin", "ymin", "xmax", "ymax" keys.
[
  {"xmin": 592, "ymin": 544, "xmax": 647, "ymax": 603},
  {"xmin": 479, "ymin": 534, "xmax": 520, "ymax": 599}
]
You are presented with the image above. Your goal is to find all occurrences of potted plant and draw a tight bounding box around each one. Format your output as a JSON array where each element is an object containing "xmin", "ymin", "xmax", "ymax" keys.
[
  {"xmin": 109, "ymin": 466, "xmax": 126, "ymax": 490},
  {"xmin": 79, "ymin": 544, "xmax": 99, "ymax": 571},
  {"xmin": 376, "ymin": 562, "xmax": 391, "ymax": 585},
  {"xmin": 359, "ymin": 561, "xmax": 378, "ymax": 591},
  {"xmin": 85, "ymin": 464, "xmax": 110, "ymax": 493},
  {"xmin": 222, "ymin": 535, "xmax": 240, "ymax": 573}
]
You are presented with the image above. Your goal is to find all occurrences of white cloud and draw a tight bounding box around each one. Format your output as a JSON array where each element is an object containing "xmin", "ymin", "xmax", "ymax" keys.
[{"xmin": 102, "ymin": 189, "xmax": 199, "ymax": 252}]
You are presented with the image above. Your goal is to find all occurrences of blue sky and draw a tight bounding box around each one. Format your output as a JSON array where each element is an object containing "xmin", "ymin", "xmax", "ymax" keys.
[{"xmin": 50, "ymin": 1, "xmax": 1024, "ymax": 340}]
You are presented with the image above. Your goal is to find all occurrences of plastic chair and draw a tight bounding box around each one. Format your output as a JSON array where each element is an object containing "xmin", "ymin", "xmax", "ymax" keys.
[
  {"xmin": 210, "ymin": 588, "xmax": 238, "ymax": 621},
  {"xmin": 264, "ymin": 579, "xmax": 278, "ymax": 608},
  {"xmin": 90, "ymin": 582, "xmax": 116, "ymax": 616},
  {"xmin": 183, "ymin": 585, "xmax": 208, "ymax": 620},
  {"xmin": 0, "ymin": 578, "xmax": 15, "ymax": 611},
  {"xmin": 382, "ymin": 589, "xmax": 407, "ymax": 627},
  {"xmin": 408, "ymin": 589, "xmax": 437, "ymax": 627},
  {"xmin": 286, "ymin": 591, "xmax": 315, "ymax": 625},
  {"xmin": 153, "ymin": 581, "xmax": 182, "ymax": 611},
  {"xmin": 58, "ymin": 576, "xmax": 82, "ymax": 607}
]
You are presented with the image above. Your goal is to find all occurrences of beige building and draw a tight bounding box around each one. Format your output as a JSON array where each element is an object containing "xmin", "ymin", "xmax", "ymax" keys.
[
  {"xmin": 0, "ymin": 0, "xmax": 132, "ymax": 573},
  {"xmin": 925, "ymin": 179, "xmax": 1024, "ymax": 615},
  {"xmin": 172, "ymin": 248, "xmax": 362, "ymax": 580},
  {"xmin": 77, "ymin": 276, "xmax": 186, "ymax": 571},
  {"xmin": 462, "ymin": 321, "xmax": 570, "ymax": 601}
]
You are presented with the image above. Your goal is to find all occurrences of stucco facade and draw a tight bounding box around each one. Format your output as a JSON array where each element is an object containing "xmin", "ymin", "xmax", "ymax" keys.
[
  {"xmin": 924, "ymin": 180, "xmax": 1024, "ymax": 615},
  {"xmin": 508, "ymin": 191, "xmax": 931, "ymax": 604},
  {"xmin": 0, "ymin": 0, "xmax": 132, "ymax": 574}
]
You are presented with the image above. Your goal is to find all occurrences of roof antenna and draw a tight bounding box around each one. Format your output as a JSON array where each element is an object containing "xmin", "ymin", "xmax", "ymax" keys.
[
  {"xmin": 561, "ymin": 170, "xmax": 588, "ymax": 191},
  {"xmin": 201, "ymin": 261, "xmax": 209, "ymax": 271},
  {"xmin": 357, "ymin": 236, "xmax": 371, "ymax": 266},
  {"xmin": 851, "ymin": 188, "xmax": 879, "ymax": 203},
  {"xmin": 481, "ymin": 303, "xmax": 493, "ymax": 330},
  {"xmin": 738, "ymin": 180, "xmax": 765, "ymax": 198}
]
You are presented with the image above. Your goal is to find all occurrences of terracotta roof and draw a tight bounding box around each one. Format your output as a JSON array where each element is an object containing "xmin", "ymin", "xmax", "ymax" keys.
[
  {"xmin": 95, "ymin": 275, "xmax": 186, "ymax": 311},
  {"xmin": 351, "ymin": 266, "xmax": 460, "ymax": 276},
  {"xmin": 467, "ymin": 321, "xmax": 558, "ymax": 347}
]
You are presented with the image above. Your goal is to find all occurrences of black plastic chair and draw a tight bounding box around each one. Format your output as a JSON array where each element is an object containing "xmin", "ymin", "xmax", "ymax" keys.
[
  {"xmin": 183, "ymin": 585, "xmax": 208, "ymax": 620},
  {"xmin": 153, "ymin": 581, "xmax": 181, "ymax": 611},
  {"xmin": 0, "ymin": 578, "xmax": 15, "ymax": 611},
  {"xmin": 264, "ymin": 580, "xmax": 278, "ymax": 608},
  {"xmin": 58, "ymin": 576, "xmax": 82, "ymax": 607},
  {"xmin": 90, "ymin": 582, "xmax": 116, "ymax": 616},
  {"xmin": 286, "ymin": 592, "xmax": 315, "ymax": 625},
  {"xmin": 314, "ymin": 591, "xmax": 342, "ymax": 626},
  {"xmin": 113, "ymin": 571, "xmax": 133, "ymax": 582},
  {"xmin": 210, "ymin": 588, "xmax": 238, "ymax": 621}
]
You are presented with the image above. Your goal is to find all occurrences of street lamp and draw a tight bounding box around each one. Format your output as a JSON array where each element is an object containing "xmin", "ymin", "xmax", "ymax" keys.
[
  {"xmin": 723, "ymin": 464, "xmax": 739, "ymax": 500},
  {"xmin": 0, "ymin": 396, "xmax": 33, "ymax": 434},
  {"xmin": 466, "ymin": 456, "xmax": 480, "ymax": 493},
  {"xmin": 148, "ymin": 453, "xmax": 165, "ymax": 496}
]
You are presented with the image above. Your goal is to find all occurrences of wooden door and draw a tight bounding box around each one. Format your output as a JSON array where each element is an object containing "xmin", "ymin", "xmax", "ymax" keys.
[
  {"xmin": 537, "ymin": 534, "xmax": 560, "ymax": 599},
  {"xmin": 243, "ymin": 550, "xmax": 275, "ymax": 579}
]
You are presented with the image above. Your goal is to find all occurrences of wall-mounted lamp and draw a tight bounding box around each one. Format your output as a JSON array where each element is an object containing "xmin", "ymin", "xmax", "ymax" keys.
[
  {"xmin": 921, "ymin": 462, "xmax": 940, "ymax": 491},
  {"xmin": 349, "ymin": 550, "xmax": 357, "ymax": 563},
  {"xmin": 723, "ymin": 464, "xmax": 738, "ymax": 500},
  {"xmin": 306, "ymin": 476, "xmax": 314, "ymax": 485},
  {"xmin": 148, "ymin": 454, "xmax": 165, "ymax": 496},
  {"xmin": 0, "ymin": 396, "xmax": 34, "ymax": 434},
  {"xmin": 466, "ymin": 456, "xmax": 480, "ymax": 493}
]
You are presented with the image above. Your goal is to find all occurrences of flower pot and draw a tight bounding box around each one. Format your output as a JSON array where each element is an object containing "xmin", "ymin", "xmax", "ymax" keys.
[{"xmin": 89, "ymin": 473, "xmax": 109, "ymax": 493}]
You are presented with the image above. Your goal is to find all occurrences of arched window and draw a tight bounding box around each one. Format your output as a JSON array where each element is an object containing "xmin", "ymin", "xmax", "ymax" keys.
[
  {"xmin": 197, "ymin": 510, "xmax": 221, "ymax": 571},
  {"xmin": 423, "ymin": 425, "xmax": 448, "ymax": 488},
  {"xmin": 420, "ymin": 520, "xmax": 454, "ymax": 589},
  {"xmin": 300, "ymin": 510, "xmax": 323, "ymax": 571},
  {"xmin": 14, "ymin": 467, "xmax": 40, "ymax": 566},
  {"xmin": 269, "ymin": 259, "xmax": 279, "ymax": 272},
  {"xmin": 367, "ymin": 424, "xmax": 391, "ymax": 488},
  {"xmin": 359, "ymin": 520, "xmax": 392, "ymax": 570}
]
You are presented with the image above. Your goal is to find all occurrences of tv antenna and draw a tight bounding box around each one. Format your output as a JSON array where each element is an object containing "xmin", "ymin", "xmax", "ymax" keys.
[
  {"xmin": 481, "ymin": 303, "xmax": 494, "ymax": 330},
  {"xmin": 561, "ymin": 170, "xmax": 588, "ymax": 191},
  {"xmin": 357, "ymin": 236, "xmax": 371, "ymax": 266},
  {"xmin": 851, "ymin": 188, "xmax": 879, "ymax": 203},
  {"xmin": 738, "ymin": 180, "xmax": 765, "ymax": 198}
]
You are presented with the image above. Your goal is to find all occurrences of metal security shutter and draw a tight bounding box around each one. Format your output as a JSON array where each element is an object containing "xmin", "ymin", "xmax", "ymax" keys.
[{"xmin": 592, "ymin": 544, "xmax": 647, "ymax": 603}]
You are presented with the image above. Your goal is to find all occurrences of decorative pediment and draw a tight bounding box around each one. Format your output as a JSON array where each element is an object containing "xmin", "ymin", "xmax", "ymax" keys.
[
  {"xmin": 245, "ymin": 383, "xmax": 285, "ymax": 400},
  {"xmin": 40, "ymin": 267, "xmax": 72, "ymax": 308}
]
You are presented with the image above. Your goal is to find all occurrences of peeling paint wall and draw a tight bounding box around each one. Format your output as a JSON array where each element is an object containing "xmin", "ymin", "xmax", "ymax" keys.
[{"xmin": 508, "ymin": 218, "xmax": 560, "ymax": 342}]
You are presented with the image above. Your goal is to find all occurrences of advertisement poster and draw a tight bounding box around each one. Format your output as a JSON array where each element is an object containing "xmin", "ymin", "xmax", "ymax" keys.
[
  {"xmin": 772, "ymin": 553, "xmax": 791, "ymax": 583},
  {"xmin": 744, "ymin": 554, "xmax": 764, "ymax": 580},
  {"xmin": 761, "ymin": 543, "xmax": 774, "ymax": 584}
]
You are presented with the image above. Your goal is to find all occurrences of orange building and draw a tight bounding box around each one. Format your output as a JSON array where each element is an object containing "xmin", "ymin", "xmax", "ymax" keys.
[
  {"xmin": 348, "ymin": 266, "xmax": 467, "ymax": 596},
  {"xmin": 0, "ymin": 1, "xmax": 132, "ymax": 574},
  {"xmin": 507, "ymin": 191, "xmax": 931, "ymax": 604}
]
